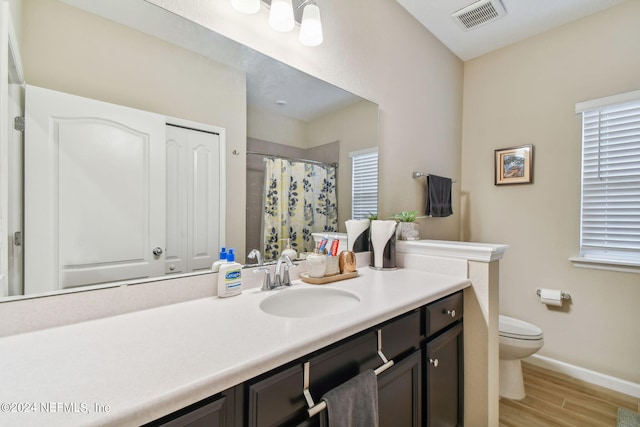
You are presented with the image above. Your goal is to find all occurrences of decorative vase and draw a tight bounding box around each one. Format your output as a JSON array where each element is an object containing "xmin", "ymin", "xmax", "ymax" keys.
[{"xmin": 396, "ymin": 222, "xmax": 419, "ymax": 241}]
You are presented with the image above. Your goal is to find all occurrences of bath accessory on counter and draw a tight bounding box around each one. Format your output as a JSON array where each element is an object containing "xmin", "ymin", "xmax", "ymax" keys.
[
  {"xmin": 536, "ymin": 288, "xmax": 571, "ymax": 307},
  {"xmin": 305, "ymin": 253, "xmax": 328, "ymax": 278},
  {"xmin": 304, "ymin": 329, "xmax": 393, "ymax": 418},
  {"xmin": 338, "ymin": 251, "xmax": 357, "ymax": 273},
  {"xmin": 217, "ymin": 249, "xmax": 243, "ymax": 297},
  {"xmin": 300, "ymin": 270, "xmax": 358, "ymax": 285},
  {"xmin": 369, "ymin": 220, "xmax": 397, "ymax": 270},
  {"xmin": 345, "ymin": 219, "xmax": 370, "ymax": 252}
]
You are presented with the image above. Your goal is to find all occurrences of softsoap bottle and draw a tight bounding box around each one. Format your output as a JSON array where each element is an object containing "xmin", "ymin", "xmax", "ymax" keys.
[
  {"xmin": 211, "ymin": 247, "xmax": 227, "ymax": 272},
  {"xmin": 217, "ymin": 248, "xmax": 243, "ymax": 298}
]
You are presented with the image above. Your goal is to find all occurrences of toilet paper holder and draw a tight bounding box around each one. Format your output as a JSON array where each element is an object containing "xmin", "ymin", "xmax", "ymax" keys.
[{"xmin": 536, "ymin": 289, "xmax": 571, "ymax": 301}]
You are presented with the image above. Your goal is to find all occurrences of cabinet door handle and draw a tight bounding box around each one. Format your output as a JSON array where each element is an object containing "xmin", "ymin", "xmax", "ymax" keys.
[
  {"xmin": 445, "ymin": 309, "xmax": 456, "ymax": 318},
  {"xmin": 429, "ymin": 358, "xmax": 439, "ymax": 367}
]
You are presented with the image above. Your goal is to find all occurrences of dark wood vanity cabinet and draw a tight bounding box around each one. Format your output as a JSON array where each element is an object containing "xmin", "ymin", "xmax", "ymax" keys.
[
  {"xmin": 144, "ymin": 388, "xmax": 237, "ymax": 427},
  {"xmin": 424, "ymin": 292, "xmax": 464, "ymax": 427},
  {"xmin": 150, "ymin": 292, "xmax": 463, "ymax": 427}
]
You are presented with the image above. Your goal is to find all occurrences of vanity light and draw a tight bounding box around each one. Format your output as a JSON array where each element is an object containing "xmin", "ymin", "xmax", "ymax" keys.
[
  {"xmin": 299, "ymin": 2, "xmax": 322, "ymax": 47},
  {"xmin": 269, "ymin": 0, "xmax": 295, "ymax": 32},
  {"xmin": 230, "ymin": 0, "xmax": 261, "ymax": 14},
  {"xmin": 230, "ymin": 0, "xmax": 324, "ymax": 46}
]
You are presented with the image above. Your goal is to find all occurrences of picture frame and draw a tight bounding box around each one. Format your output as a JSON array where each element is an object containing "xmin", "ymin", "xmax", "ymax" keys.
[{"xmin": 494, "ymin": 145, "xmax": 533, "ymax": 185}]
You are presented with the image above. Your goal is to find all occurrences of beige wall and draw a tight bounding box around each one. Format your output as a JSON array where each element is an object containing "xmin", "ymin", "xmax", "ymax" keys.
[
  {"xmin": 461, "ymin": 1, "xmax": 640, "ymax": 382},
  {"xmin": 248, "ymin": 106, "xmax": 307, "ymax": 148},
  {"xmin": 151, "ymin": 0, "xmax": 464, "ymax": 241},
  {"xmin": 22, "ymin": 0, "xmax": 247, "ymax": 257},
  {"xmin": 307, "ymin": 100, "xmax": 379, "ymax": 229}
]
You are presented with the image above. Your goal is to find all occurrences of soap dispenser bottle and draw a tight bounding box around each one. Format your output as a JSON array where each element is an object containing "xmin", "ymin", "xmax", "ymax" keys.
[
  {"xmin": 211, "ymin": 247, "xmax": 227, "ymax": 272},
  {"xmin": 281, "ymin": 238, "xmax": 297, "ymax": 260},
  {"xmin": 217, "ymin": 248, "xmax": 242, "ymax": 298}
]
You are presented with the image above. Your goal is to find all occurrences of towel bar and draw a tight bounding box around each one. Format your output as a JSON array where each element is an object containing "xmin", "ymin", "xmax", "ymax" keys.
[
  {"xmin": 412, "ymin": 171, "xmax": 457, "ymax": 182},
  {"xmin": 304, "ymin": 329, "xmax": 394, "ymax": 417}
]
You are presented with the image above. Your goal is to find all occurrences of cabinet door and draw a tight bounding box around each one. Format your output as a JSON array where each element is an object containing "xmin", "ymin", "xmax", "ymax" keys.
[
  {"xmin": 425, "ymin": 322, "xmax": 463, "ymax": 427},
  {"xmin": 146, "ymin": 389, "xmax": 236, "ymax": 427},
  {"xmin": 246, "ymin": 363, "xmax": 306, "ymax": 427},
  {"xmin": 378, "ymin": 349, "xmax": 422, "ymax": 427}
]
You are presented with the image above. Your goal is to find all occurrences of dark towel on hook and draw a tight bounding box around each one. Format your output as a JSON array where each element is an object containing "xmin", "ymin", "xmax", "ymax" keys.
[
  {"xmin": 319, "ymin": 369, "xmax": 379, "ymax": 427},
  {"xmin": 426, "ymin": 174, "xmax": 453, "ymax": 217}
]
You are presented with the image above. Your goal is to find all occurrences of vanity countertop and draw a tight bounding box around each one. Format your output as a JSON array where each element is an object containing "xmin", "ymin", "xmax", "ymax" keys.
[{"xmin": 0, "ymin": 266, "xmax": 469, "ymax": 427}]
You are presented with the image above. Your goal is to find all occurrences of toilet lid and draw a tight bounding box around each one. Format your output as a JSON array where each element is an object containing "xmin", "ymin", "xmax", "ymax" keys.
[{"xmin": 499, "ymin": 315, "xmax": 543, "ymax": 340}]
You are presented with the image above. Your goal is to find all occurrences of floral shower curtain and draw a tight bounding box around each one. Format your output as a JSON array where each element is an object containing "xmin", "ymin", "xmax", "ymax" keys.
[{"xmin": 263, "ymin": 158, "xmax": 338, "ymax": 260}]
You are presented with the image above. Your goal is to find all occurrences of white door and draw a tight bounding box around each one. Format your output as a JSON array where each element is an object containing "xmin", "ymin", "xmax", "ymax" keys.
[
  {"xmin": 165, "ymin": 123, "xmax": 222, "ymax": 274},
  {"xmin": 24, "ymin": 85, "xmax": 166, "ymax": 294}
]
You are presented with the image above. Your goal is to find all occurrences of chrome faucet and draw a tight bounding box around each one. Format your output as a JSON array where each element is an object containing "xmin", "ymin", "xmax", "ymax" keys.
[
  {"xmin": 254, "ymin": 254, "xmax": 295, "ymax": 291},
  {"xmin": 275, "ymin": 254, "xmax": 294, "ymax": 287},
  {"xmin": 247, "ymin": 248, "xmax": 263, "ymax": 266}
]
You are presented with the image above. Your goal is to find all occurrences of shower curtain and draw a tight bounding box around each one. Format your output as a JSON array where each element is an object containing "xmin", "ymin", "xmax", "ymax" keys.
[{"xmin": 263, "ymin": 158, "xmax": 338, "ymax": 260}]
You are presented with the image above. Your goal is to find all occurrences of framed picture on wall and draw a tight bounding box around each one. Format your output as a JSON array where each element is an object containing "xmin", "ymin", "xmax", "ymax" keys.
[{"xmin": 494, "ymin": 145, "xmax": 534, "ymax": 185}]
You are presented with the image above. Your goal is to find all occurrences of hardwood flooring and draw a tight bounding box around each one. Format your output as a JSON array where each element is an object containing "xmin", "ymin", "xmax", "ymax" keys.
[{"xmin": 499, "ymin": 362, "xmax": 640, "ymax": 427}]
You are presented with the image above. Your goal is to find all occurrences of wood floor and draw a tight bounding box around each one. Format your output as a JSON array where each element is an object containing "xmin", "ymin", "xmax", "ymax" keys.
[{"xmin": 499, "ymin": 362, "xmax": 640, "ymax": 427}]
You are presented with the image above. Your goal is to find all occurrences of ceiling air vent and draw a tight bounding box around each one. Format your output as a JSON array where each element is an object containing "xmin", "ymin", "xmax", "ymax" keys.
[{"xmin": 452, "ymin": 0, "xmax": 507, "ymax": 31}]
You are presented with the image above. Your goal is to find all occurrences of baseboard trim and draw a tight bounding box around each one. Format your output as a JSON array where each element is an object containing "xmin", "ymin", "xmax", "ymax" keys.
[{"xmin": 527, "ymin": 354, "xmax": 640, "ymax": 398}]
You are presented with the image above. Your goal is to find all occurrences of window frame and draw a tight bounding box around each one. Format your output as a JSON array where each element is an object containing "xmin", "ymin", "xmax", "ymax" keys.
[
  {"xmin": 571, "ymin": 89, "xmax": 640, "ymax": 273},
  {"xmin": 350, "ymin": 147, "xmax": 378, "ymax": 220}
]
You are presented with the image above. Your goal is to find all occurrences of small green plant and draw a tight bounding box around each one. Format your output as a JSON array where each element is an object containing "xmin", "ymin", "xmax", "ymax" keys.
[
  {"xmin": 391, "ymin": 210, "xmax": 425, "ymax": 222},
  {"xmin": 366, "ymin": 212, "xmax": 378, "ymax": 220}
]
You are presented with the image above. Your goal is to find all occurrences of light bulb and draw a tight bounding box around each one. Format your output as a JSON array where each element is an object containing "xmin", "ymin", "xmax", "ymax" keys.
[
  {"xmin": 269, "ymin": 0, "xmax": 295, "ymax": 32},
  {"xmin": 299, "ymin": 3, "xmax": 323, "ymax": 46},
  {"xmin": 230, "ymin": 0, "xmax": 260, "ymax": 14}
]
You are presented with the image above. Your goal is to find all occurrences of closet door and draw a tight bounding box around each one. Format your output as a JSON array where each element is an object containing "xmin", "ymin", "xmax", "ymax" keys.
[
  {"xmin": 165, "ymin": 123, "xmax": 222, "ymax": 275},
  {"xmin": 24, "ymin": 85, "xmax": 166, "ymax": 294}
]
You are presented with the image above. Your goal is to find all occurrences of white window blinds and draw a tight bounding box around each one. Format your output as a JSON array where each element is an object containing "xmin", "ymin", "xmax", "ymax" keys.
[
  {"xmin": 577, "ymin": 92, "xmax": 640, "ymax": 264},
  {"xmin": 351, "ymin": 149, "xmax": 378, "ymax": 220}
]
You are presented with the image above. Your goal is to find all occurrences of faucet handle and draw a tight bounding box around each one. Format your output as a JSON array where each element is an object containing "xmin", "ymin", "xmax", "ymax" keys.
[
  {"xmin": 254, "ymin": 268, "xmax": 272, "ymax": 290},
  {"xmin": 282, "ymin": 265, "xmax": 293, "ymax": 286}
]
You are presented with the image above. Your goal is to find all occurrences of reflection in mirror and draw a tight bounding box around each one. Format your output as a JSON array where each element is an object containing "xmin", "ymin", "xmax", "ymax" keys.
[{"xmin": 1, "ymin": 0, "xmax": 378, "ymax": 302}]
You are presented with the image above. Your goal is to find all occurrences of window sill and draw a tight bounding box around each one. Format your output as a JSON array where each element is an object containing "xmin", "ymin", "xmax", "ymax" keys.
[{"xmin": 569, "ymin": 257, "xmax": 640, "ymax": 274}]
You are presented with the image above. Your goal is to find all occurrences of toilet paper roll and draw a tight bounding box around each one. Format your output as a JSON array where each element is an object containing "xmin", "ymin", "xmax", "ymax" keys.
[{"xmin": 539, "ymin": 288, "xmax": 563, "ymax": 307}]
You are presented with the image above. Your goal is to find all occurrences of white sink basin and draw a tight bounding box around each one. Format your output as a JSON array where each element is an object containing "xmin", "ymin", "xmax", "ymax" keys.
[{"xmin": 259, "ymin": 287, "xmax": 361, "ymax": 318}]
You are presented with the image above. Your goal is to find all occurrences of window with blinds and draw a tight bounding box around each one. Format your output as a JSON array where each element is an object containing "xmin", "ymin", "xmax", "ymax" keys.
[
  {"xmin": 350, "ymin": 148, "xmax": 378, "ymax": 220},
  {"xmin": 576, "ymin": 91, "xmax": 640, "ymax": 265}
]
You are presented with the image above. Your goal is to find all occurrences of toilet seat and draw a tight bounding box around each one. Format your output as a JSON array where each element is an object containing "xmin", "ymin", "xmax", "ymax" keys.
[{"xmin": 499, "ymin": 315, "xmax": 543, "ymax": 340}]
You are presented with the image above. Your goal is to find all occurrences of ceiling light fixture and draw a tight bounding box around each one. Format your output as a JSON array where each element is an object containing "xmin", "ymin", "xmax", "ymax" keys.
[
  {"xmin": 299, "ymin": 2, "xmax": 323, "ymax": 46},
  {"xmin": 230, "ymin": 0, "xmax": 324, "ymax": 46},
  {"xmin": 269, "ymin": 0, "xmax": 295, "ymax": 32}
]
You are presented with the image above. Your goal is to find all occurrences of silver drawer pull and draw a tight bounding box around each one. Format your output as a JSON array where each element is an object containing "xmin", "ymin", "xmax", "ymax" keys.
[
  {"xmin": 445, "ymin": 309, "xmax": 456, "ymax": 318},
  {"xmin": 429, "ymin": 358, "xmax": 439, "ymax": 367}
]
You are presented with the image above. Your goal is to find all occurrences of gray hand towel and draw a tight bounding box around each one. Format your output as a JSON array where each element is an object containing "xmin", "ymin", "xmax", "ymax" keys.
[
  {"xmin": 426, "ymin": 174, "xmax": 453, "ymax": 217},
  {"xmin": 320, "ymin": 369, "xmax": 379, "ymax": 427}
]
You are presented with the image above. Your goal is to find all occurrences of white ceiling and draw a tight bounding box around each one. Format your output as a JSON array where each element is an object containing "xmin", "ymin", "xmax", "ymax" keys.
[{"xmin": 395, "ymin": 0, "xmax": 626, "ymax": 61}]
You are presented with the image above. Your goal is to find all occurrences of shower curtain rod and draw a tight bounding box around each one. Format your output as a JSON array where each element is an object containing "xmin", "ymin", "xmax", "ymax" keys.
[{"xmin": 246, "ymin": 150, "xmax": 338, "ymax": 168}]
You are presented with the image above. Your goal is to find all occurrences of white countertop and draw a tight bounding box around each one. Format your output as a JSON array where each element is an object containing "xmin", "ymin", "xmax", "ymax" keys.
[{"xmin": 0, "ymin": 267, "xmax": 469, "ymax": 427}]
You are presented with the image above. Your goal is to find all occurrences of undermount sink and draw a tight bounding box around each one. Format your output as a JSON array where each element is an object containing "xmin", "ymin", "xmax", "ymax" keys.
[{"xmin": 259, "ymin": 287, "xmax": 361, "ymax": 318}]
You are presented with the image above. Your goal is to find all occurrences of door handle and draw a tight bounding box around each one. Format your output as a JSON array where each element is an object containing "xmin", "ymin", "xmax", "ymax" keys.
[{"xmin": 153, "ymin": 247, "xmax": 163, "ymax": 256}]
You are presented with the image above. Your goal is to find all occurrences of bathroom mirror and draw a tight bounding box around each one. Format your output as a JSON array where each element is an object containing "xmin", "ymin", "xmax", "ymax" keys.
[{"xmin": 0, "ymin": 0, "xmax": 378, "ymax": 302}]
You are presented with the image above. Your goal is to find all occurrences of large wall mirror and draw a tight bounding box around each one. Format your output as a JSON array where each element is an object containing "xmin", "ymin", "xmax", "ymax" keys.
[{"xmin": 1, "ymin": 0, "xmax": 378, "ymax": 302}]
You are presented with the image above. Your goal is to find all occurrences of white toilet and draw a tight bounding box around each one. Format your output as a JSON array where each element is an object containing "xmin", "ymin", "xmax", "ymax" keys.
[{"xmin": 499, "ymin": 315, "xmax": 544, "ymax": 400}]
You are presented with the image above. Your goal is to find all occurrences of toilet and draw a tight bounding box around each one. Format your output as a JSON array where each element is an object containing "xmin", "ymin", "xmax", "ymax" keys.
[{"xmin": 499, "ymin": 315, "xmax": 544, "ymax": 400}]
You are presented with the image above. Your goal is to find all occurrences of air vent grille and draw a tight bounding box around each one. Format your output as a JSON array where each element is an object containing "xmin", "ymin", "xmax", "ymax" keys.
[{"xmin": 452, "ymin": 0, "xmax": 506, "ymax": 31}]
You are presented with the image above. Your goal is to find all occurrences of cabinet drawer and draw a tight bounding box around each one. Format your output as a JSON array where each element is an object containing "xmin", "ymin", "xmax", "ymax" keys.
[
  {"xmin": 380, "ymin": 309, "xmax": 422, "ymax": 360},
  {"xmin": 425, "ymin": 291, "xmax": 463, "ymax": 337}
]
